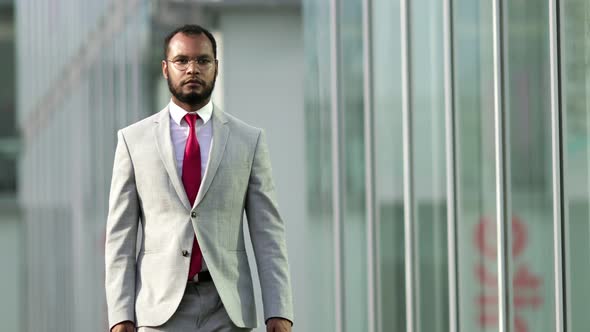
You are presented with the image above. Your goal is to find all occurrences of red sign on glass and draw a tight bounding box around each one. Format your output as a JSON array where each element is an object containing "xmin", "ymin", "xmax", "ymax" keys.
[{"xmin": 474, "ymin": 217, "xmax": 543, "ymax": 332}]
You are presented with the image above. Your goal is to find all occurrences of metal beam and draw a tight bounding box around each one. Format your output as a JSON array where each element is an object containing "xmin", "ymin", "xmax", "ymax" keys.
[
  {"xmin": 549, "ymin": 0, "xmax": 566, "ymax": 330},
  {"xmin": 21, "ymin": 0, "xmax": 141, "ymax": 144},
  {"xmin": 443, "ymin": 0, "xmax": 458, "ymax": 330},
  {"xmin": 492, "ymin": 0, "xmax": 511, "ymax": 330},
  {"xmin": 362, "ymin": 0, "xmax": 376, "ymax": 330},
  {"xmin": 400, "ymin": 0, "xmax": 416, "ymax": 330},
  {"xmin": 329, "ymin": 0, "xmax": 344, "ymax": 331}
]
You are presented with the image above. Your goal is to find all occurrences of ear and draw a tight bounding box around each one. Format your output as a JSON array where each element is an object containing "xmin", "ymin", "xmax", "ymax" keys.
[
  {"xmin": 214, "ymin": 59, "xmax": 219, "ymax": 78},
  {"xmin": 162, "ymin": 60, "xmax": 169, "ymax": 79}
]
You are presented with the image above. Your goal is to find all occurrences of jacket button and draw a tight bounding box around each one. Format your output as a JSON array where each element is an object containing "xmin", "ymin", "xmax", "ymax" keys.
[
  {"xmin": 191, "ymin": 212, "xmax": 197, "ymax": 218},
  {"xmin": 182, "ymin": 250, "xmax": 189, "ymax": 257}
]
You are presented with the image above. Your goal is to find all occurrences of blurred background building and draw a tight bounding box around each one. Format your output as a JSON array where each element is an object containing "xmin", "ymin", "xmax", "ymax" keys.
[{"xmin": 1, "ymin": 0, "xmax": 588, "ymax": 331}]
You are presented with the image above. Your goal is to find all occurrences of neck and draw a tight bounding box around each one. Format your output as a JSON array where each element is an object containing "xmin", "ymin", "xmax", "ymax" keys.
[{"xmin": 172, "ymin": 96, "xmax": 210, "ymax": 113}]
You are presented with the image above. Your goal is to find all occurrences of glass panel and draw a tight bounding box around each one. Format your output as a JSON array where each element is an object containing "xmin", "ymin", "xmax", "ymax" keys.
[
  {"xmin": 0, "ymin": 4, "xmax": 17, "ymax": 194},
  {"xmin": 0, "ymin": 3, "xmax": 20, "ymax": 331},
  {"xmin": 505, "ymin": 1, "xmax": 555, "ymax": 330},
  {"xmin": 15, "ymin": 1, "xmax": 153, "ymax": 330},
  {"xmin": 302, "ymin": 0, "xmax": 336, "ymax": 330},
  {"xmin": 0, "ymin": 204, "xmax": 22, "ymax": 332},
  {"xmin": 453, "ymin": 0, "xmax": 499, "ymax": 331},
  {"xmin": 339, "ymin": 0, "xmax": 368, "ymax": 330},
  {"xmin": 372, "ymin": 0, "xmax": 406, "ymax": 331},
  {"xmin": 562, "ymin": 0, "xmax": 590, "ymax": 329},
  {"xmin": 409, "ymin": 0, "xmax": 449, "ymax": 330}
]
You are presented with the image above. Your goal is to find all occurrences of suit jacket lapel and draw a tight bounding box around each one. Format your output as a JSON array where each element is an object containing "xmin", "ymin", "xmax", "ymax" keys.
[
  {"xmin": 194, "ymin": 105, "xmax": 229, "ymax": 208},
  {"xmin": 153, "ymin": 107, "xmax": 192, "ymax": 211}
]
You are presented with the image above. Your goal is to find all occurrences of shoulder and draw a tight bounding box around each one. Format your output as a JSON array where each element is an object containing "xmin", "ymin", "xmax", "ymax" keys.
[
  {"xmin": 119, "ymin": 108, "xmax": 165, "ymax": 139},
  {"xmin": 215, "ymin": 106, "xmax": 262, "ymax": 141}
]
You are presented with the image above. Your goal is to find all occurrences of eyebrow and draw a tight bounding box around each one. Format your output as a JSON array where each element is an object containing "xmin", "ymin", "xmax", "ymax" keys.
[{"xmin": 172, "ymin": 54, "xmax": 214, "ymax": 60}]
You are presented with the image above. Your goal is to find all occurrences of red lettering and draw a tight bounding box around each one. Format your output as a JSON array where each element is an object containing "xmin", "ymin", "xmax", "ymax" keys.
[{"xmin": 474, "ymin": 216, "xmax": 543, "ymax": 332}]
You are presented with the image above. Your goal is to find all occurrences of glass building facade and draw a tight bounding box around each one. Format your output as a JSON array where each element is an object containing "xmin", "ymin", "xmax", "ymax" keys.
[
  {"xmin": 16, "ymin": 1, "xmax": 152, "ymax": 331},
  {"xmin": 0, "ymin": 1, "xmax": 19, "ymax": 332},
  {"xmin": 302, "ymin": 0, "xmax": 590, "ymax": 331},
  {"xmin": 12, "ymin": 0, "xmax": 590, "ymax": 331}
]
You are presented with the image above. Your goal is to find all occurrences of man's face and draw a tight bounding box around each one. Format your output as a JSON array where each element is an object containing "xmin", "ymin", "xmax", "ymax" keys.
[{"xmin": 162, "ymin": 33, "xmax": 218, "ymax": 107}]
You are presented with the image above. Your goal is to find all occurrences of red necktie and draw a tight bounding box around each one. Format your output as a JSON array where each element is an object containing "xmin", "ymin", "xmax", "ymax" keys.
[{"xmin": 182, "ymin": 113, "xmax": 203, "ymax": 279}]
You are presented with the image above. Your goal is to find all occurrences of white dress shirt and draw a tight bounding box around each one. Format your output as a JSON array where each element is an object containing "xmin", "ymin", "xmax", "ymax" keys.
[
  {"xmin": 169, "ymin": 98, "xmax": 213, "ymax": 183},
  {"xmin": 169, "ymin": 99, "xmax": 214, "ymax": 272}
]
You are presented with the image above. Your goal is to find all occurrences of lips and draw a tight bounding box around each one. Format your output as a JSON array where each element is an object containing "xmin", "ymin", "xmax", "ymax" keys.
[{"xmin": 184, "ymin": 79, "xmax": 204, "ymax": 86}]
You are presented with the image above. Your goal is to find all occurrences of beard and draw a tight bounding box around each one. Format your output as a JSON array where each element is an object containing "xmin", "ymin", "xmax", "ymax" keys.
[{"xmin": 167, "ymin": 71, "xmax": 216, "ymax": 107}]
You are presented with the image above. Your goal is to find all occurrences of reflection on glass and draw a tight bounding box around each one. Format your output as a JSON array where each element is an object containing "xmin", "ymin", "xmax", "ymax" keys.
[
  {"xmin": 505, "ymin": 1, "xmax": 555, "ymax": 330},
  {"xmin": 453, "ymin": 1, "xmax": 499, "ymax": 331},
  {"xmin": 339, "ymin": 0, "xmax": 368, "ymax": 331},
  {"xmin": 562, "ymin": 0, "xmax": 590, "ymax": 329},
  {"xmin": 302, "ymin": 0, "xmax": 587, "ymax": 330},
  {"xmin": 16, "ymin": 1, "xmax": 153, "ymax": 330},
  {"xmin": 372, "ymin": 0, "xmax": 405, "ymax": 331},
  {"xmin": 409, "ymin": 0, "xmax": 449, "ymax": 331},
  {"xmin": 0, "ymin": 4, "xmax": 17, "ymax": 193},
  {"xmin": 302, "ymin": 0, "xmax": 336, "ymax": 330}
]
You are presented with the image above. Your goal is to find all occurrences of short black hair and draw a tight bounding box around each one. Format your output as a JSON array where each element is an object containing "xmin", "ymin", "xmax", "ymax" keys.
[{"xmin": 163, "ymin": 24, "xmax": 217, "ymax": 59}]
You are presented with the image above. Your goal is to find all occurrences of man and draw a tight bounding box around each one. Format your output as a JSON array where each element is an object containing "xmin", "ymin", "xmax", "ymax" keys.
[{"xmin": 105, "ymin": 25, "xmax": 293, "ymax": 332}]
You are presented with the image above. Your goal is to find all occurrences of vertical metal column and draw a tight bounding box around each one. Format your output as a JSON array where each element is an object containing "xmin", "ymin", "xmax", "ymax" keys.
[
  {"xmin": 442, "ymin": 0, "xmax": 458, "ymax": 330},
  {"xmin": 361, "ymin": 0, "xmax": 377, "ymax": 331},
  {"xmin": 549, "ymin": 0, "xmax": 566, "ymax": 330},
  {"xmin": 400, "ymin": 0, "xmax": 416, "ymax": 330},
  {"xmin": 492, "ymin": 0, "xmax": 511, "ymax": 330},
  {"xmin": 329, "ymin": 0, "xmax": 344, "ymax": 331},
  {"xmin": 131, "ymin": 20, "xmax": 140, "ymax": 121}
]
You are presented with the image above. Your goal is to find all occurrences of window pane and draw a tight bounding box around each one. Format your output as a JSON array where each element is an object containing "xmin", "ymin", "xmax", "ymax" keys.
[
  {"xmin": 409, "ymin": 0, "xmax": 449, "ymax": 330},
  {"xmin": 562, "ymin": 0, "xmax": 590, "ymax": 329},
  {"xmin": 339, "ymin": 0, "xmax": 368, "ymax": 330},
  {"xmin": 372, "ymin": 0, "xmax": 406, "ymax": 331},
  {"xmin": 453, "ymin": 1, "xmax": 499, "ymax": 331},
  {"xmin": 505, "ymin": 1, "xmax": 555, "ymax": 330},
  {"xmin": 302, "ymin": 0, "xmax": 337, "ymax": 330}
]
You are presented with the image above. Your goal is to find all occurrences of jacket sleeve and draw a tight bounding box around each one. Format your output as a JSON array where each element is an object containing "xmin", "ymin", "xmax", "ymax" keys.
[
  {"xmin": 245, "ymin": 129, "xmax": 294, "ymax": 324},
  {"xmin": 104, "ymin": 130, "xmax": 140, "ymax": 330}
]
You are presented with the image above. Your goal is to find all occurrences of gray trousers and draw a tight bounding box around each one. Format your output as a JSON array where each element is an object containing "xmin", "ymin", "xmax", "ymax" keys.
[{"xmin": 138, "ymin": 281, "xmax": 252, "ymax": 332}]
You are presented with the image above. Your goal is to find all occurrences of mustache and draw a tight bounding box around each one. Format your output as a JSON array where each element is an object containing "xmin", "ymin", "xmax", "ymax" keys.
[{"xmin": 183, "ymin": 77, "xmax": 205, "ymax": 85}]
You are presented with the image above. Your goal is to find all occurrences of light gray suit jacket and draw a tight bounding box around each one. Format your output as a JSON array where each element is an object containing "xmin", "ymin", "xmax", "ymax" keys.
[{"xmin": 104, "ymin": 105, "xmax": 293, "ymax": 330}]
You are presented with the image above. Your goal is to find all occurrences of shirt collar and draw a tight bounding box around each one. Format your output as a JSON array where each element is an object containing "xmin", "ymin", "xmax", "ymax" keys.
[{"xmin": 169, "ymin": 98, "xmax": 213, "ymax": 126}]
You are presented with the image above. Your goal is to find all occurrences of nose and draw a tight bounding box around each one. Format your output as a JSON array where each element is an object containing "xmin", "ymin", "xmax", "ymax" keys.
[{"xmin": 185, "ymin": 60, "xmax": 200, "ymax": 74}]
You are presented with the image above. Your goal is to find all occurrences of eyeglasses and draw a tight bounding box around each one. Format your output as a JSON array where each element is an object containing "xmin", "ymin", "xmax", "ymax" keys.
[{"xmin": 166, "ymin": 57, "xmax": 215, "ymax": 71}]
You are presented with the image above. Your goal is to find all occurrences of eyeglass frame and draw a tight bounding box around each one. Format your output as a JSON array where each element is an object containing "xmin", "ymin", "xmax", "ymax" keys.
[{"xmin": 165, "ymin": 56, "xmax": 217, "ymax": 71}]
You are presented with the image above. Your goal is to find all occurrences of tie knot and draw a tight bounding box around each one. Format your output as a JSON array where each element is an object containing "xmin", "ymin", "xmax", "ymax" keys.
[{"xmin": 184, "ymin": 113, "xmax": 200, "ymax": 128}]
